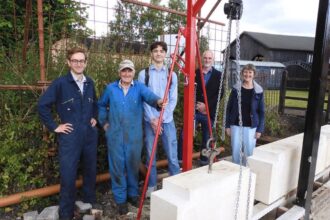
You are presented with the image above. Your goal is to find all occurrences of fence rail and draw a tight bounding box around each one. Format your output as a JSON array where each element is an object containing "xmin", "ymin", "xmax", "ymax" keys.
[{"xmin": 278, "ymin": 70, "xmax": 330, "ymax": 123}]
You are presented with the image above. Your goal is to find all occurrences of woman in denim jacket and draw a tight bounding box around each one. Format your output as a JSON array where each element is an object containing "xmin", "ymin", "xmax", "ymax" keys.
[{"xmin": 225, "ymin": 64, "xmax": 265, "ymax": 165}]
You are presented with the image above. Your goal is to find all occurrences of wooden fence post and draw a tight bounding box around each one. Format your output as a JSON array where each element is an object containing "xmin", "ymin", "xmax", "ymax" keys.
[
  {"xmin": 326, "ymin": 74, "xmax": 330, "ymax": 123},
  {"xmin": 278, "ymin": 69, "xmax": 288, "ymax": 114}
]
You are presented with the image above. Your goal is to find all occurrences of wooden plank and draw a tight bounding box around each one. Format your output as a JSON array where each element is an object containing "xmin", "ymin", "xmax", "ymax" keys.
[
  {"xmin": 287, "ymin": 77, "xmax": 310, "ymax": 82},
  {"xmin": 285, "ymin": 96, "xmax": 308, "ymax": 101},
  {"xmin": 284, "ymin": 108, "xmax": 306, "ymax": 117},
  {"xmin": 285, "ymin": 87, "xmax": 309, "ymax": 91},
  {"xmin": 285, "ymin": 96, "xmax": 328, "ymax": 103},
  {"xmin": 252, "ymin": 197, "xmax": 286, "ymax": 220},
  {"xmin": 276, "ymin": 205, "xmax": 305, "ymax": 220}
]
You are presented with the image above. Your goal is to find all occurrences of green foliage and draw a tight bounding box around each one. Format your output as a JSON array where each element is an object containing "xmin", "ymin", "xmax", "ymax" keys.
[
  {"xmin": 108, "ymin": 0, "xmax": 186, "ymax": 49},
  {"xmin": 108, "ymin": 2, "xmax": 145, "ymax": 46},
  {"xmin": 166, "ymin": 0, "xmax": 186, "ymax": 34},
  {"xmin": 199, "ymin": 35, "xmax": 209, "ymax": 54},
  {"xmin": 264, "ymin": 107, "xmax": 283, "ymax": 137},
  {"xmin": 140, "ymin": 0, "xmax": 166, "ymax": 44},
  {"xmin": 0, "ymin": 0, "xmax": 91, "ymax": 52},
  {"xmin": 0, "ymin": 91, "xmax": 52, "ymax": 207}
]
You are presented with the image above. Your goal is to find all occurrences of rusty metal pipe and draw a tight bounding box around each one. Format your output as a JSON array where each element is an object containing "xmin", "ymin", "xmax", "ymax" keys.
[
  {"xmin": 0, "ymin": 173, "xmax": 109, "ymax": 208},
  {"xmin": 0, "ymin": 153, "xmax": 202, "ymax": 207},
  {"xmin": 0, "ymin": 85, "xmax": 48, "ymax": 91},
  {"xmin": 37, "ymin": 0, "xmax": 46, "ymax": 83}
]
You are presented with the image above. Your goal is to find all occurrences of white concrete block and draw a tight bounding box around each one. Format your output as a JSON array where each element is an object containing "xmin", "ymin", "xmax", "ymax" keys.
[
  {"xmin": 23, "ymin": 211, "xmax": 38, "ymax": 220},
  {"xmin": 249, "ymin": 134, "xmax": 302, "ymax": 204},
  {"xmin": 37, "ymin": 206, "xmax": 59, "ymax": 220},
  {"xmin": 248, "ymin": 150, "xmax": 281, "ymax": 204},
  {"xmin": 249, "ymin": 127, "xmax": 329, "ymax": 205},
  {"xmin": 315, "ymin": 134, "xmax": 327, "ymax": 175},
  {"xmin": 151, "ymin": 161, "xmax": 256, "ymax": 220},
  {"xmin": 321, "ymin": 125, "xmax": 330, "ymax": 167}
]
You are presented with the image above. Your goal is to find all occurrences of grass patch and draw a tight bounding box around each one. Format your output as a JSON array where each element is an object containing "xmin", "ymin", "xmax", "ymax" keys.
[{"xmin": 264, "ymin": 89, "xmax": 328, "ymax": 109}]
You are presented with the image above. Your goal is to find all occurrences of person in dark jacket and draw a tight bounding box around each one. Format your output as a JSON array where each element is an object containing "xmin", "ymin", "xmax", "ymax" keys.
[
  {"xmin": 38, "ymin": 47, "xmax": 98, "ymax": 220},
  {"xmin": 225, "ymin": 63, "xmax": 265, "ymax": 166},
  {"xmin": 98, "ymin": 59, "xmax": 166, "ymax": 215},
  {"xmin": 178, "ymin": 50, "xmax": 222, "ymax": 165}
]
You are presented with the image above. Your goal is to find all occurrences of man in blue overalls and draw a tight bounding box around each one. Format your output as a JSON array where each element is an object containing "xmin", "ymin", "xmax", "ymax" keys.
[
  {"xmin": 38, "ymin": 47, "xmax": 98, "ymax": 220},
  {"xmin": 98, "ymin": 59, "xmax": 165, "ymax": 215}
]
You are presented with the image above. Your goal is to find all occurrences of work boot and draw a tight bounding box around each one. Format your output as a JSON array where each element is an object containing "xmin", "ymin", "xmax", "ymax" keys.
[
  {"xmin": 128, "ymin": 196, "xmax": 139, "ymax": 207},
  {"xmin": 91, "ymin": 202, "xmax": 103, "ymax": 210},
  {"xmin": 117, "ymin": 202, "xmax": 128, "ymax": 215}
]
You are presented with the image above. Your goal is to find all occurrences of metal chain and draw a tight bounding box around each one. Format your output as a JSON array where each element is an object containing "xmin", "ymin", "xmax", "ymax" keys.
[
  {"xmin": 213, "ymin": 18, "xmax": 232, "ymax": 140},
  {"xmin": 246, "ymin": 171, "xmax": 252, "ymax": 220},
  {"xmin": 234, "ymin": 7, "xmax": 245, "ymax": 220},
  {"xmin": 193, "ymin": 83, "xmax": 197, "ymax": 136},
  {"xmin": 221, "ymin": 23, "xmax": 232, "ymax": 141},
  {"xmin": 232, "ymin": 5, "xmax": 253, "ymax": 220}
]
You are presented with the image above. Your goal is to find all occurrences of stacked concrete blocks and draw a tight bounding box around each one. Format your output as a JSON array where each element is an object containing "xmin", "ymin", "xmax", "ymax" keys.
[
  {"xmin": 248, "ymin": 125, "xmax": 330, "ymax": 205},
  {"xmin": 150, "ymin": 161, "xmax": 256, "ymax": 220}
]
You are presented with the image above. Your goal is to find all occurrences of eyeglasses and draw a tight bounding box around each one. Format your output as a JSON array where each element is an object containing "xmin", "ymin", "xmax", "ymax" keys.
[
  {"xmin": 152, "ymin": 49, "xmax": 166, "ymax": 54},
  {"xmin": 70, "ymin": 59, "xmax": 86, "ymax": 65}
]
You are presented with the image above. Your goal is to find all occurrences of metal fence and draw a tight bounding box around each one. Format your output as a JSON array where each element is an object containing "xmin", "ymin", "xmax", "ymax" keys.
[{"xmin": 0, "ymin": 0, "xmax": 285, "ymax": 139}]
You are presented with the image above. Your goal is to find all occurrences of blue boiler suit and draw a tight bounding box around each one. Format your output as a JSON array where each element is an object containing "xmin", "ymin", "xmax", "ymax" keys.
[
  {"xmin": 38, "ymin": 72, "xmax": 98, "ymax": 219},
  {"xmin": 98, "ymin": 80, "xmax": 160, "ymax": 204}
]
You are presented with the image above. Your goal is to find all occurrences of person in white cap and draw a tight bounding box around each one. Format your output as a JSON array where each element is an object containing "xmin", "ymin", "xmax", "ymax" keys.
[{"xmin": 98, "ymin": 59, "xmax": 166, "ymax": 215}]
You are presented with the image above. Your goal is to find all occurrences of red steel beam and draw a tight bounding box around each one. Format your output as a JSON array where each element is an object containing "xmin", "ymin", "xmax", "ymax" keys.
[
  {"xmin": 193, "ymin": 0, "xmax": 206, "ymax": 17},
  {"xmin": 182, "ymin": 0, "xmax": 206, "ymax": 171},
  {"xmin": 121, "ymin": 0, "xmax": 225, "ymax": 26}
]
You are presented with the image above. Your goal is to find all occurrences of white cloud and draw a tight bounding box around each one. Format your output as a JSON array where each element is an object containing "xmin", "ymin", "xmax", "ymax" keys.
[
  {"xmin": 202, "ymin": 0, "xmax": 318, "ymax": 37},
  {"xmin": 80, "ymin": 0, "xmax": 319, "ymax": 37},
  {"xmin": 238, "ymin": 0, "xmax": 318, "ymax": 36}
]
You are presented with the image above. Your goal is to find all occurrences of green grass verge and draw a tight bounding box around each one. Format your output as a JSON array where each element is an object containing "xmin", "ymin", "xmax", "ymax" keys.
[{"xmin": 264, "ymin": 90, "xmax": 328, "ymax": 109}]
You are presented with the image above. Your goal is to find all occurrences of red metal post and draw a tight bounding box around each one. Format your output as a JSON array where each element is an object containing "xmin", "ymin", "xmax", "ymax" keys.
[
  {"xmin": 193, "ymin": 0, "xmax": 206, "ymax": 17},
  {"xmin": 182, "ymin": 0, "xmax": 205, "ymax": 171},
  {"xmin": 196, "ymin": 40, "xmax": 213, "ymax": 139},
  {"xmin": 37, "ymin": 0, "xmax": 46, "ymax": 83}
]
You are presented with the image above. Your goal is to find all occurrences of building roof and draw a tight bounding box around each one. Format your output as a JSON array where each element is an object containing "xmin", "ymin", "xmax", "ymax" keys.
[
  {"xmin": 242, "ymin": 31, "xmax": 314, "ymax": 51},
  {"xmin": 233, "ymin": 60, "xmax": 285, "ymax": 68}
]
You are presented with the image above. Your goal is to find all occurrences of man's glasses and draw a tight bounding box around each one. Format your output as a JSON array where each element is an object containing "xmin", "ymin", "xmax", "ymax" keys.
[{"xmin": 70, "ymin": 59, "xmax": 86, "ymax": 65}]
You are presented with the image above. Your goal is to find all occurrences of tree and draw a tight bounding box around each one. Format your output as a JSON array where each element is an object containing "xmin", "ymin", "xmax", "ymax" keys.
[
  {"xmin": 0, "ymin": 0, "xmax": 90, "ymax": 53},
  {"xmin": 166, "ymin": 0, "xmax": 186, "ymax": 34},
  {"xmin": 108, "ymin": 0, "xmax": 187, "ymax": 51},
  {"xmin": 140, "ymin": 0, "xmax": 165, "ymax": 45},
  {"xmin": 108, "ymin": 2, "xmax": 145, "ymax": 50},
  {"xmin": 199, "ymin": 35, "xmax": 209, "ymax": 54}
]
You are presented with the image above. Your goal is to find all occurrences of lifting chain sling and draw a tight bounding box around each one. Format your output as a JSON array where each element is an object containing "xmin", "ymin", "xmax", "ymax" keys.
[{"xmin": 223, "ymin": 1, "xmax": 253, "ymax": 220}]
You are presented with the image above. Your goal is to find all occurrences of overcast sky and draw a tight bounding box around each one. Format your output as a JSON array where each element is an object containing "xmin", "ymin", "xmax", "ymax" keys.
[
  {"xmin": 81, "ymin": 0, "xmax": 319, "ymax": 37},
  {"xmin": 201, "ymin": 0, "xmax": 319, "ymax": 37}
]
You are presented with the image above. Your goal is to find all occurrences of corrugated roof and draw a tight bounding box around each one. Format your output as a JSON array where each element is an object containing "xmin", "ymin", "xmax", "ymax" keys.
[
  {"xmin": 243, "ymin": 31, "xmax": 314, "ymax": 51},
  {"xmin": 233, "ymin": 60, "xmax": 285, "ymax": 68}
]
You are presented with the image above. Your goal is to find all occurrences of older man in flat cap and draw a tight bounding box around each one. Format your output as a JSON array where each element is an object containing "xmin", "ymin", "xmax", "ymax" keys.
[{"xmin": 98, "ymin": 60, "xmax": 166, "ymax": 215}]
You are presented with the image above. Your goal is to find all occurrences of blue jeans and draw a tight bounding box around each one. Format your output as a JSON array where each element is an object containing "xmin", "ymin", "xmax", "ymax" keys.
[
  {"xmin": 144, "ymin": 120, "xmax": 180, "ymax": 187},
  {"xmin": 178, "ymin": 113, "xmax": 212, "ymax": 163},
  {"xmin": 230, "ymin": 125, "xmax": 257, "ymax": 166}
]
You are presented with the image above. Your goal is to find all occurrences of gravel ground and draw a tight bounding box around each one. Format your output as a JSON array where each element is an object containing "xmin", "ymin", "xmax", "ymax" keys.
[{"xmin": 0, "ymin": 175, "xmax": 161, "ymax": 220}]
